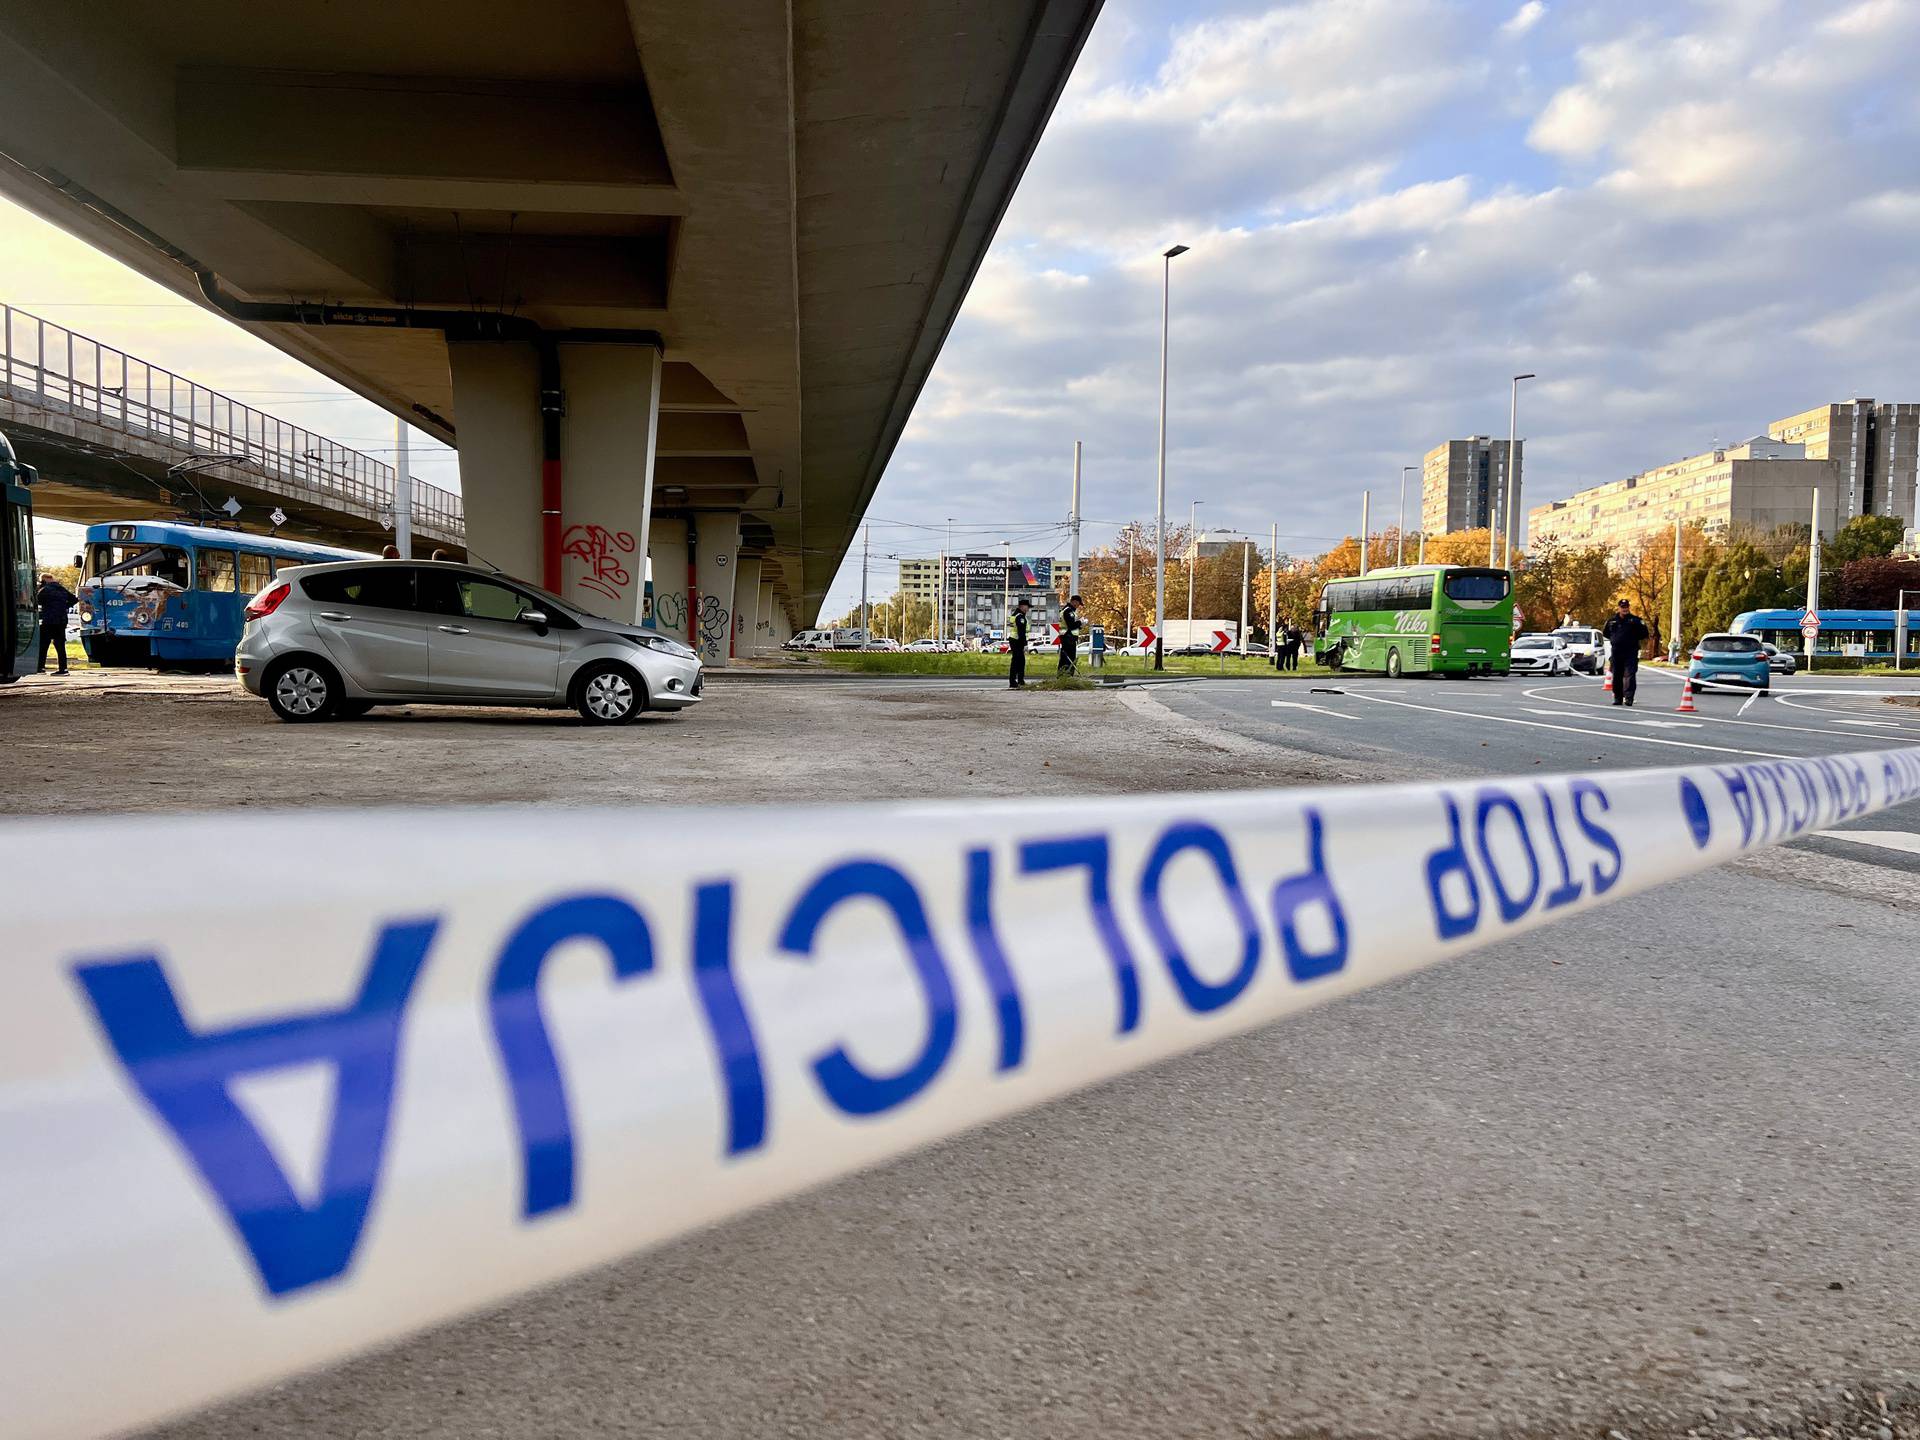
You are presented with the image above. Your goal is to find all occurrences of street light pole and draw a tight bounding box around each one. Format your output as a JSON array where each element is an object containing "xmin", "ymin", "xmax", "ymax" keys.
[
  {"xmin": 1358, "ymin": 490, "xmax": 1370, "ymax": 577},
  {"xmin": 1268, "ymin": 522, "xmax": 1277, "ymax": 654},
  {"xmin": 1239, "ymin": 536, "xmax": 1250, "ymax": 654},
  {"xmin": 1499, "ymin": 372, "xmax": 1537, "ymax": 570},
  {"xmin": 860, "ymin": 522, "xmax": 870, "ymax": 637},
  {"xmin": 1154, "ymin": 243, "xmax": 1189, "ymax": 670}
]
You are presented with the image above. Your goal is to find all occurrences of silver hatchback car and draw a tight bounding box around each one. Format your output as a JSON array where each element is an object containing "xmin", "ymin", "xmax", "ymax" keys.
[{"xmin": 237, "ymin": 560, "xmax": 703, "ymax": 724}]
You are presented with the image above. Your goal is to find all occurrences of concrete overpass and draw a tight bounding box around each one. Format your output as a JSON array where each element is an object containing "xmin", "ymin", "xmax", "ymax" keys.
[
  {"xmin": 1, "ymin": 303, "xmax": 464, "ymax": 553},
  {"xmin": 0, "ymin": 0, "xmax": 1100, "ymax": 663}
]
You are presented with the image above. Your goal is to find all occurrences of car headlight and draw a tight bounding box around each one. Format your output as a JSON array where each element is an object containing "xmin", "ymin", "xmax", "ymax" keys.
[{"xmin": 630, "ymin": 631, "xmax": 697, "ymax": 659}]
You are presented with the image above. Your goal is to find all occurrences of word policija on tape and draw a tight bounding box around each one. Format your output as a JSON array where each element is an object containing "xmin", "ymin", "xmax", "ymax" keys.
[{"xmin": 6, "ymin": 746, "xmax": 1920, "ymax": 1439}]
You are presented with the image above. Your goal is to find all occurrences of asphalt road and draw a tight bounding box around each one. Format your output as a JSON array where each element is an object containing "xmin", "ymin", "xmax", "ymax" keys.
[{"xmin": 150, "ymin": 667, "xmax": 1920, "ymax": 1440}]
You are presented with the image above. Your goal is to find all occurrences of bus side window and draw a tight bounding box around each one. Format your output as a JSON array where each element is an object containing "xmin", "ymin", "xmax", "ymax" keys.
[
  {"xmin": 196, "ymin": 549, "xmax": 238, "ymax": 593},
  {"xmin": 238, "ymin": 552, "xmax": 272, "ymax": 595}
]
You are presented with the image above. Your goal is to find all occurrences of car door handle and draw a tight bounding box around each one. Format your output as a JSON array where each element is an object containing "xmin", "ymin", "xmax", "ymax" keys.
[
  {"xmin": 318, "ymin": 611, "xmax": 352, "ymax": 621},
  {"xmin": 437, "ymin": 624, "xmax": 470, "ymax": 634}
]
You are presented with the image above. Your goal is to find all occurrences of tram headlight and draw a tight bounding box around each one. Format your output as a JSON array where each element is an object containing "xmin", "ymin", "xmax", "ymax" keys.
[{"xmin": 79, "ymin": 606, "xmax": 94, "ymax": 624}]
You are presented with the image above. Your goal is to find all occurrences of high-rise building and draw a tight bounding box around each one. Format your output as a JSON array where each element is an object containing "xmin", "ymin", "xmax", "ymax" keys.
[
  {"xmin": 1528, "ymin": 399, "xmax": 1918, "ymax": 556},
  {"xmin": 1768, "ymin": 399, "xmax": 1919, "ymax": 526},
  {"xmin": 1422, "ymin": 436, "xmax": 1522, "ymax": 541}
]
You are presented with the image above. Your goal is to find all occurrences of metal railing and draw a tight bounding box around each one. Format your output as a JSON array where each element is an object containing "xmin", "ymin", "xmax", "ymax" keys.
[{"xmin": 0, "ymin": 304, "xmax": 463, "ymax": 541}]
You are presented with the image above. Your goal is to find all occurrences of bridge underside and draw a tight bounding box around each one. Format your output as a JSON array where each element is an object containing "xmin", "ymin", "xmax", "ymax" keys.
[{"xmin": 0, "ymin": 0, "xmax": 1098, "ymax": 658}]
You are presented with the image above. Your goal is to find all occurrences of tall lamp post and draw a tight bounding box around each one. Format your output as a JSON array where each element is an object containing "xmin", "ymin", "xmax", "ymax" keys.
[
  {"xmin": 1497, "ymin": 372, "xmax": 1537, "ymax": 570},
  {"xmin": 1398, "ymin": 464, "xmax": 1416, "ymax": 566},
  {"xmin": 1153, "ymin": 243, "xmax": 1190, "ymax": 669}
]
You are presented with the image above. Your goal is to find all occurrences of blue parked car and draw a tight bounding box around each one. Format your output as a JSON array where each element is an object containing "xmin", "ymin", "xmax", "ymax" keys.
[{"xmin": 1688, "ymin": 632, "xmax": 1770, "ymax": 693}]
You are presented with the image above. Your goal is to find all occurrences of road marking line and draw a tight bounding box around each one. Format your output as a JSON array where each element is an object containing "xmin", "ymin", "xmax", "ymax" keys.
[
  {"xmin": 1270, "ymin": 700, "xmax": 1355, "ymax": 719},
  {"xmin": 1814, "ymin": 829, "xmax": 1920, "ymax": 856},
  {"xmin": 1347, "ymin": 690, "xmax": 1793, "ymax": 759},
  {"xmin": 1832, "ymin": 718, "xmax": 1905, "ymax": 728},
  {"xmin": 1522, "ymin": 707, "xmax": 1702, "ymax": 729},
  {"xmin": 1520, "ymin": 683, "xmax": 1914, "ymax": 743}
]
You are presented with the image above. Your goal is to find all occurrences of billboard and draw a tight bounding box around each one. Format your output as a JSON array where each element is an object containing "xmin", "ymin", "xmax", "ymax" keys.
[{"xmin": 949, "ymin": 554, "xmax": 1053, "ymax": 587}]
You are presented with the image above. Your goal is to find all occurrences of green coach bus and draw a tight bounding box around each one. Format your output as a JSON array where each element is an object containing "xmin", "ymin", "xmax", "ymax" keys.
[{"xmin": 1313, "ymin": 565, "xmax": 1514, "ymax": 678}]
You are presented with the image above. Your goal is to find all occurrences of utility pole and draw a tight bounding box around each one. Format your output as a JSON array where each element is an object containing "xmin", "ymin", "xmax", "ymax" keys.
[
  {"xmin": 1500, "ymin": 372, "xmax": 1537, "ymax": 569},
  {"xmin": 1267, "ymin": 522, "xmax": 1277, "ymax": 652},
  {"xmin": 1154, "ymin": 243, "xmax": 1190, "ymax": 670},
  {"xmin": 1669, "ymin": 515, "xmax": 1683, "ymax": 664},
  {"xmin": 394, "ymin": 418, "xmax": 413, "ymax": 560},
  {"xmin": 1187, "ymin": 498, "xmax": 1204, "ymax": 642},
  {"xmin": 1069, "ymin": 441, "xmax": 1083, "ymax": 597},
  {"xmin": 1239, "ymin": 537, "xmax": 1250, "ymax": 654},
  {"xmin": 1359, "ymin": 490, "xmax": 1371, "ymax": 576},
  {"xmin": 860, "ymin": 523, "xmax": 870, "ymax": 637},
  {"xmin": 942, "ymin": 517, "xmax": 953, "ymax": 645},
  {"xmin": 1002, "ymin": 539, "xmax": 1012, "ymax": 640},
  {"xmin": 1807, "ymin": 486, "xmax": 1821, "ymax": 674},
  {"xmin": 1418, "ymin": 531, "xmax": 1427, "ymax": 564},
  {"xmin": 1126, "ymin": 542, "xmax": 1135, "ymax": 646},
  {"xmin": 1398, "ymin": 465, "xmax": 1416, "ymax": 567}
]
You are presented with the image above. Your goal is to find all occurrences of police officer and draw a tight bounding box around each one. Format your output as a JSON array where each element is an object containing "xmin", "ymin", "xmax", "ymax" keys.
[
  {"xmin": 1008, "ymin": 596, "xmax": 1031, "ymax": 688},
  {"xmin": 1602, "ymin": 597, "xmax": 1649, "ymax": 707},
  {"xmin": 36, "ymin": 573, "xmax": 77, "ymax": 676},
  {"xmin": 1058, "ymin": 593, "xmax": 1083, "ymax": 676}
]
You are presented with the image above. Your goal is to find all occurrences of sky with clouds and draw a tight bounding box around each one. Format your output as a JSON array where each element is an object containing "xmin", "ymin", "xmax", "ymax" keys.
[
  {"xmin": 824, "ymin": 0, "xmax": 1920, "ymax": 613},
  {"xmin": 6, "ymin": 0, "xmax": 1917, "ymax": 617}
]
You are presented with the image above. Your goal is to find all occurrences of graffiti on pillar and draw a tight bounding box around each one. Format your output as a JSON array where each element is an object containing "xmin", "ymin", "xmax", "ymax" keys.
[
  {"xmin": 561, "ymin": 525, "xmax": 636, "ymax": 603},
  {"xmin": 654, "ymin": 590, "xmax": 687, "ymax": 631},
  {"xmin": 696, "ymin": 593, "xmax": 731, "ymax": 659}
]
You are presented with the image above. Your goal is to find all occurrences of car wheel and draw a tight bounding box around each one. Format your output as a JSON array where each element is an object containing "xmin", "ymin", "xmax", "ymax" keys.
[
  {"xmin": 264, "ymin": 657, "xmax": 341, "ymax": 722},
  {"xmin": 576, "ymin": 662, "xmax": 643, "ymax": 725},
  {"xmin": 1386, "ymin": 646, "xmax": 1403, "ymax": 679}
]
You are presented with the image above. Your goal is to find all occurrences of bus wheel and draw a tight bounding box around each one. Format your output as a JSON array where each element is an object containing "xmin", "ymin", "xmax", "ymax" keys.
[
  {"xmin": 265, "ymin": 657, "xmax": 341, "ymax": 722},
  {"xmin": 1386, "ymin": 646, "xmax": 1403, "ymax": 679}
]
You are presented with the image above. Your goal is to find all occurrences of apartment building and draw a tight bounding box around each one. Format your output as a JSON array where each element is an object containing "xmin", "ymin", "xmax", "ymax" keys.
[{"xmin": 1528, "ymin": 398, "xmax": 1918, "ymax": 555}]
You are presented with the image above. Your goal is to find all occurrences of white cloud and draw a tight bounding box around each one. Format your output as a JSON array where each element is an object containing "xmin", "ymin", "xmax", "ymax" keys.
[{"xmin": 1501, "ymin": 2, "xmax": 1547, "ymax": 38}]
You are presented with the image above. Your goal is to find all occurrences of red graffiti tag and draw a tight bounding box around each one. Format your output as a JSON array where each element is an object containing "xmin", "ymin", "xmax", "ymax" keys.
[{"xmin": 561, "ymin": 525, "xmax": 637, "ymax": 602}]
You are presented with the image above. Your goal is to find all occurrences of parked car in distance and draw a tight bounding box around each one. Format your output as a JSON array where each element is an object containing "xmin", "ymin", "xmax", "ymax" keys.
[
  {"xmin": 1688, "ymin": 632, "xmax": 1770, "ymax": 692},
  {"xmin": 787, "ymin": 628, "xmax": 834, "ymax": 651},
  {"xmin": 238, "ymin": 559, "xmax": 703, "ymax": 724},
  {"xmin": 1761, "ymin": 641, "xmax": 1798, "ymax": 675},
  {"xmin": 1551, "ymin": 625, "xmax": 1608, "ymax": 673},
  {"xmin": 862, "ymin": 637, "xmax": 902, "ymax": 651},
  {"xmin": 1509, "ymin": 632, "xmax": 1574, "ymax": 675}
]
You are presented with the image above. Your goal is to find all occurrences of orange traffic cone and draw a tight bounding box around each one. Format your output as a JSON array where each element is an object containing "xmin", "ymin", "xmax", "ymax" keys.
[
  {"xmin": 1676, "ymin": 679, "xmax": 1696, "ymax": 713},
  {"xmin": 1601, "ymin": 668, "xmax": 1612, "ymax": 692}
]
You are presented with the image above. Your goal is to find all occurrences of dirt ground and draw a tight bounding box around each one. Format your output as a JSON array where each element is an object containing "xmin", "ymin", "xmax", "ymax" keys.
[{"xmin": 0, "ymin": 670, "xmax": 1351, "ymax": 817}]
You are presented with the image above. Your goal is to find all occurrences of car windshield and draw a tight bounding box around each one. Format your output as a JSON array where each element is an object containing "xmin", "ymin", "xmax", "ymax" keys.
[
  {"xmin": 1700, "ymin": 636, "xmax": 1762, "ymax": 653},
  {"xmin": 1553, "ymin": 629, "xmax": 1594, "ymax": 643},
  {"xmin": 1515, "ymin": 636, "xmax": 1554, "ymax": 648}
]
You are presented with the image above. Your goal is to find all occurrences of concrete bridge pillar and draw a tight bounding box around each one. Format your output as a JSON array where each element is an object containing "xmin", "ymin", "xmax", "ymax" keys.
[
  {"xmin": 647, "ymin": 516, "xmax": 690, "ymax": 640},
  {"xmin": 691, "ymin": 510, "xmax": 741, "ymax": 667},
  {"xmin": 733, "ymin": 554, "xmax": 764, "ymax": 657},
  {"xmin": 449, "ymin": 339, "xmax": 661, "ymax": 625},
  {"xmin": 755, "ymin": 575, "xmax": 778, "ymax": 652}
]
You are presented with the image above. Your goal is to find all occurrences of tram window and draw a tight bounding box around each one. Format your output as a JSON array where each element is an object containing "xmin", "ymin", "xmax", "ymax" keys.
[{"xmin": 196, "ymin": 549, "xmax": 238, "ymax": 592}]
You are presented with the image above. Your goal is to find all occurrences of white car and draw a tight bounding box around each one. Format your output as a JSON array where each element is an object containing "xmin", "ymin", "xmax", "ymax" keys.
[
  {"xmin": 1550, "ymin": 625, "xmax": 1608, "ymax": 674},
  {"xmin": 1509, "ymin": 633, "xmax": 1574, "ymax": 675}
]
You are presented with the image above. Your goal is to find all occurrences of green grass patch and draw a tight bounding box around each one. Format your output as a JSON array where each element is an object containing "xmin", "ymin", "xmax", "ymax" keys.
[{"xmin": 815, "ymin": 651, "xmax": 1337, "ymax": 680}]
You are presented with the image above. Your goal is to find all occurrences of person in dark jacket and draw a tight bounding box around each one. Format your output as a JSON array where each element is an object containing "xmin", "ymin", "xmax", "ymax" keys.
[
  {"xmin": 1008, "ymin": 597, "xmax": 1031, "ymax": 688},
  {"xmin": 36, "ymin": 574, "xmax": 77, "ymax": 676},
  {"xmin": 1058, "ymin": 594, "xmax": 1083, "ymax": 675},
  {"xmin": 1602, "ymin": 598, "xmax": 1649, "ymax": 706}
]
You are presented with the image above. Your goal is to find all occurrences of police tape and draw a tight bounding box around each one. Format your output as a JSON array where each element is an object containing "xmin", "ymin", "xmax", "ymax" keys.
[{"xmin": 6, "ymin": 747, "xmax": 1920, "ymax": 1438}]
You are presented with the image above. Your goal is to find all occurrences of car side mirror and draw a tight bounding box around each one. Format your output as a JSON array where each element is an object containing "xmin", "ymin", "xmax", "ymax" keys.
[{"xmin": 519, "ymin": 609, "xmax": 548, "ymax": 627}]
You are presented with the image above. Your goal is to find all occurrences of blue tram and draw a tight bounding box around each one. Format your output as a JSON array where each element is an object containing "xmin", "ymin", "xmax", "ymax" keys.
[
  {"xmin": 1730, "ymin": 607, "xmax": 1918, "ymax": 664},
  {"xmin": 79, "ymin": 521, "xmax": 367, "ymax": 668}
]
